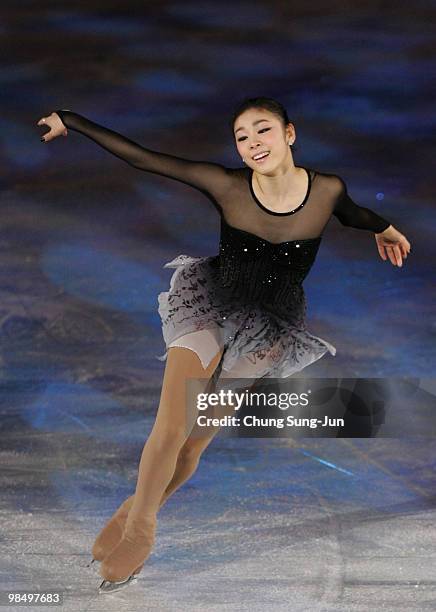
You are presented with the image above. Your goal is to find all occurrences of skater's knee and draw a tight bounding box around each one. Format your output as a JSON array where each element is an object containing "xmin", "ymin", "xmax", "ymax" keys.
[
  {"xmin": 178, "ymin": 435, "xmax": 213, "ymax": 466},
  {"xmin": 177, "ymin": 442, "xmax": 202, "ymax": 468},
  {"xmin": 149, "ymin": 427, "xmax": 187, "ymax": 455}
]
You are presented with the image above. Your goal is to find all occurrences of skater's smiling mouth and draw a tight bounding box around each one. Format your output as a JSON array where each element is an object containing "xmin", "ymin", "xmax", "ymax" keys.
[{"xmin": 252, "ymin": 151, "xmax": 270, "ymax": 161}]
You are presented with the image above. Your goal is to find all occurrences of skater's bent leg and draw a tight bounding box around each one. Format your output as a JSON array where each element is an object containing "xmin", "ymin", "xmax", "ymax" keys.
[
  {"xmin": 159, "ymin": 371, "xmax": 262, "ymax": 506},
  {"xmin": 128, "ymin": 345, "xmax": 223, "ymax": 521},
  {"xmin": 159, "ymin": 366, "xmax": 250, "ymax": 508},
  {"xmin": 100, "ymin": 346, "xmax": 225, "ymax": 582},
  {"xmin": 94, "ymin": 347, "xmax": 223, "ymax": 562}
]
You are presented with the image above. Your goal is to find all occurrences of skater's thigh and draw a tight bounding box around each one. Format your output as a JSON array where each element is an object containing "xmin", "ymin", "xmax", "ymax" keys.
[
  {"xmin": 151, "ymin": 344, "xmax": 224, "ymax": 442},
  {"xmin": 168, "ymin": 328, "xmax": 223, "ymax": 371}
]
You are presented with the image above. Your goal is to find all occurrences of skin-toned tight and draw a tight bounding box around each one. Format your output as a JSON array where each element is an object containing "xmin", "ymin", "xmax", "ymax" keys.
[{"xmin": 99, "ymin": 336, "xmax": 231, "ymax": 581}]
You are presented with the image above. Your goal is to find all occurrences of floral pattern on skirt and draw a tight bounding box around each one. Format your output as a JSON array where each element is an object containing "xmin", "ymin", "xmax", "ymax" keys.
[{"xmin": 156, "ymin": 254, "xmax": 336, "ymax": 383}]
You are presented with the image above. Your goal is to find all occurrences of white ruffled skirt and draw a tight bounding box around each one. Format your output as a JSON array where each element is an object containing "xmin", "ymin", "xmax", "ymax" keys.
[{"xmin": 156, "ymin": 254, "xmax": 336, "ymax": 384}]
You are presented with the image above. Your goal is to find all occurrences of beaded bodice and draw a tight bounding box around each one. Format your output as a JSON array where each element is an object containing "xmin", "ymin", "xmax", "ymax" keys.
[{"xmin": 215, "ymin": 217, "xmax": 322, "ymax": 316}]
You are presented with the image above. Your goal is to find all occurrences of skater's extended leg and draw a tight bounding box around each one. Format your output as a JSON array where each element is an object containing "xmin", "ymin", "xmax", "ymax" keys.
[
  {"xmin": 100, "ymin": 345, "xmax": 223, "ymax": 582},
  {"xmin": 92, "ymin": 347, "xmax": 222, "ymax": 561},
  {"xmin": 95, "ymin": 359, "xmax": 252, "ymax": 566}
]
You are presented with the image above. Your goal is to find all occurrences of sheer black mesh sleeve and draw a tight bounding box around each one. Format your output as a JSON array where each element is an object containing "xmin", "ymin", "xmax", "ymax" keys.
[
  {"xmin": 333, "ymin": 175, "xmax": 391, "ymax": 234},
  {"xmin": 54, "ymin": 110, "xmax": 232, "ymax": 202}
]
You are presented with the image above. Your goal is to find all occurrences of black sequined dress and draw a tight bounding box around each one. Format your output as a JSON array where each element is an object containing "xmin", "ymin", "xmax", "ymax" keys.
[
  {"xmin": 54, "ymin": 110, "xmax": 392, "ymax": 382},
  {"xmin": 156, "ymin": 217, "xmax": 329, "ymax": 381}
]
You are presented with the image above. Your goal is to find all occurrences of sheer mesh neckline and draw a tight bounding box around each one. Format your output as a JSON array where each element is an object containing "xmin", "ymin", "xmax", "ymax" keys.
[
  {"xmin": 247, "ymin": 166, "xmax": 312, "ymax": 216},
  {"xmin": 221, "ymin": 216, "xmax": 322, "ymax": 246}
]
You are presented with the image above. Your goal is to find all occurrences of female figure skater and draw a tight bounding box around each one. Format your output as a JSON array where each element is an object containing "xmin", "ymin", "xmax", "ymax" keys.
[{"xmin": 37, "ymin": 97, "xmax": 411, "ymax": 593}]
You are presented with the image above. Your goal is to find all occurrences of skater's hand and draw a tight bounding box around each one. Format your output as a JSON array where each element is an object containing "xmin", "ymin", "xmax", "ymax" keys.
[
  {"xmin": 374, "ymin": 225, "xmax": 411, "ymax": 267},
  {"xmin": 37, "ymin": 112, "xmax": 68, "ymax": 142}
]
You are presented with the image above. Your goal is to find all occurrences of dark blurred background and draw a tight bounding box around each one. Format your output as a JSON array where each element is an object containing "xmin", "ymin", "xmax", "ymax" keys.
[{"xmin": 1, "ymin": 4, "xmax": 435, "ymax": 609}]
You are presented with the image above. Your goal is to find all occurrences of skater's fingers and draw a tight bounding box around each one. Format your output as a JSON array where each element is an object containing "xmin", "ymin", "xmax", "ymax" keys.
[
  {"xmin": 377, "ymin": 243, "xmax": 387, "ymax": 261},
  {"xmin": 40, "ymin": 128, "xmax": 54, "ymax": 142},
  {"xmin": 385, "ymin": 246, "xmax": 395, "ymax": 266},
  {"xmin": 386, "ymin": 246, "xmax": 402, "ymax": 267},
  {"xmin": 37, "ymin": 113, "xmax": 67, "ymax": 142},
  {"xmin": 393, "ymin": 244, "xmax": 403, "ymax": 267}
]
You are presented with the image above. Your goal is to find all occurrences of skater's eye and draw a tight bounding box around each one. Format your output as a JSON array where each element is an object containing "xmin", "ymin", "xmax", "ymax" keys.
[{"xmin": 237, "ymin": 128, "xmax": 271, "ymax": 142}]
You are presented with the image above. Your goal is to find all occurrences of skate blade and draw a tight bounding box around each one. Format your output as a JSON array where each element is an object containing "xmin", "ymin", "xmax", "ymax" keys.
[{"xmin": 98, "ymin": 574, "xmax": 138, "ymax": 594}]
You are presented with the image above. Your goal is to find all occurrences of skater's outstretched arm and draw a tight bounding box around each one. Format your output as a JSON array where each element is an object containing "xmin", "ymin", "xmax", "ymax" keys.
[
  {"xmin": 36, "ymin": 110, "xmax": 232, "ymax": 200},
  {"xmin": 331, "ymin": 175, "xmax": 411, "ymax": 266}
]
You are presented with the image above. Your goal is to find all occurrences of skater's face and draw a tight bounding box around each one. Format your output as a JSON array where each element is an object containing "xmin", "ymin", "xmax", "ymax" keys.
[{"xmin": 233, "ymin": 108, "xmax": 295, "ymax": 171}]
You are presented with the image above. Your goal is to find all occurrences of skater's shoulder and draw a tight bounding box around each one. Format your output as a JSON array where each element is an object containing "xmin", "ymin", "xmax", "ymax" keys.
[{"xmin": 310, "ymin": 168, "xmax": 346, "ymax": 197}]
